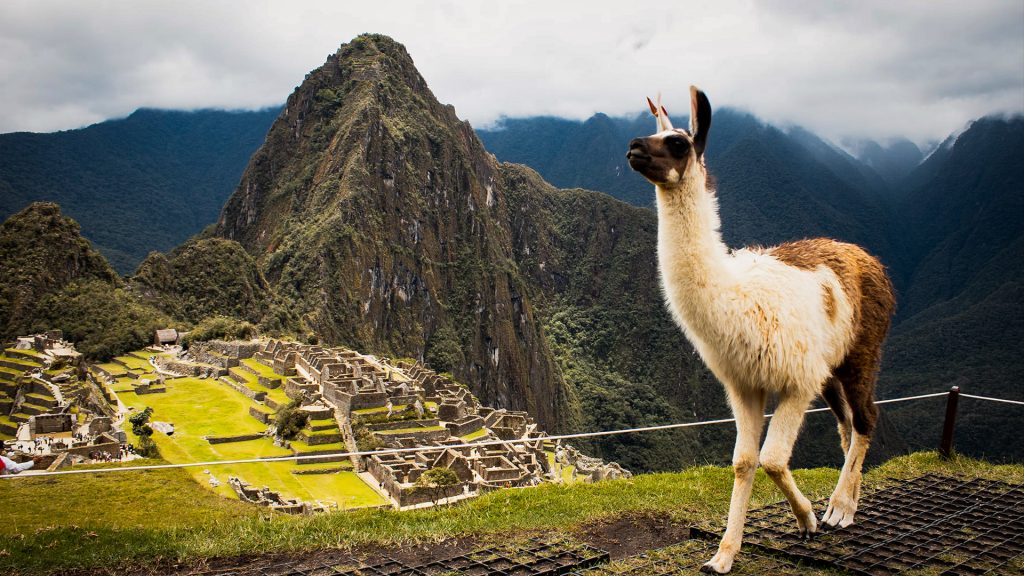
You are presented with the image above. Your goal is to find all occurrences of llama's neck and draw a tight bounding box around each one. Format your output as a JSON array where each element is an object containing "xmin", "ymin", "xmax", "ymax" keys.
[{"xmin": 655, "ymin": 178, "xmax": 734, "ymax": 323}]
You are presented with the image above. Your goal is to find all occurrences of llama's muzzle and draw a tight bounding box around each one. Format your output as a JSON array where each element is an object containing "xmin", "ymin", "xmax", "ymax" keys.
[{"xmin": 626, "ymin": 138, "xmax": 651, "ymax": 167}]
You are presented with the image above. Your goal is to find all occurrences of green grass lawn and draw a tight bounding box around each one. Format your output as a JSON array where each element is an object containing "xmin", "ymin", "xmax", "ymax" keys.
[
  {"xmin": 5, "ymin": 347, "xmax": 43, "ymax": 358},
  {"xmin": 305, "ymin": 427, "xmax": 341, "ymax": 436},
  {"xmin": 353, "ymin": 402, "xmax": 438, "ymax": 416},
  {"xmin": 94, "ymin": 362, "xmax": 127, "ymax": 377},
  {"xmin": 110, "ymin": 377, "xmax": 137, "ymax": 392},
  {"xmin": 115, "ymin": 376, "xmax": 382, "ymax": 511},
  {"xmin": 114, "ymin": 354, "xmax": 154, "ymax": 371},
  {"xmin": 0, "ymin": 453, "xmax": 1018, "ymax": 574},
  {"xmin": 120, "ymin": 376, "xmax": 267, "ymax": 438},
  {"xmin": 0, "ymin": 354, "xmax": 41, "ymax": 368},
  {"xmin": 0, "ymin": 366, "xmax": 23, "ymax": 379},
  {"xmin": 258, "ymin": 382, "xmax": 292, "ymax": 407},
  {"xmin": 241, "ymin": 358, "xmax": 282, "ymax": 380},
  {"xmin": 232, "ymin": 366, "xmax": 291, "ymax": 406},
  {"xmin": 24, "ymin": 392, "xmax": 53, "ymax": 403},
  {"xmin": 460, "ymin": 428, "xmax": 488, "ymax": 441},
  {"xmin": 289, "ymin": 438, "xmax": 347, "ymax": 454}
]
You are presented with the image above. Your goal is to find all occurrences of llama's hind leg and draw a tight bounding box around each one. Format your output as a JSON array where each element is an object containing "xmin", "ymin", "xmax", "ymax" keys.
[
  {"xmin": 702, "ymin": 388, "xmax": 767, "ymax": 574},
  {"xmin": 822, "ymin": 376, "xmax": 853, "ymax": 455},
  {"xmin": 823, "ymin": 429, "xmax": 870, "ymax": 528},
  {"xmin": 760, "ymin": 390, "xmax": 817, "ymax": 538},
  {"xmin": 823, "ymin": 357, "xmax": 878, "ymax": 529}
]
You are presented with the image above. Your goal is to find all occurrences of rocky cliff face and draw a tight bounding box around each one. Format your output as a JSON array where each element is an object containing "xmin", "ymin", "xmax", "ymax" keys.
[{"xmin": 215, "ymin": 35, "xmax": 573, "ymax": 431}]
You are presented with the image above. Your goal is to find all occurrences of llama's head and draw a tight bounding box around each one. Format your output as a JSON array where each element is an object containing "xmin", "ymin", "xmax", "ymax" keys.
[{"xmin": 626, "ymin": 86, "xmax": 711, "ymax": 188}]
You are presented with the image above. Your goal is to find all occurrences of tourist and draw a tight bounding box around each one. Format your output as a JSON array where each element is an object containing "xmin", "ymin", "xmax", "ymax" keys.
[
  {"xmin": 0, "ymin": 451, "xmax": 39, "ymax": 475},
  {"xmin": 385, "ymin": 399, "xmax": 394, "ymax": 418}
]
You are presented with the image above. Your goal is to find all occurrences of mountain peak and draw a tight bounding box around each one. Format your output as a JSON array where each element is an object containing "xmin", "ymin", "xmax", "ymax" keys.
[
  {"xmin": 324, "ymin": 34, "xmax": 430, "ymax": 98},
  {"xmin": 213, "ymin": 35, "xmax": 570, "ymax": 431}
]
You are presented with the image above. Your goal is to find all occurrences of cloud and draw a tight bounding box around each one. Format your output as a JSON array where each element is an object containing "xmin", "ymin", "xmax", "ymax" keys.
[{"xmin": 0, "ymin": 0, "xmax": 1021, "ymax": 144}]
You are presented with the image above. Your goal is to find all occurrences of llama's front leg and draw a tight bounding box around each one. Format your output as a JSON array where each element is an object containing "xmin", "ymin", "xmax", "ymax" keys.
[
  {"xmin": 823, "ymin": 430, "xmax": 870, "ymax": 528},
  {"xmin": 760, "ymin": 391, "xmax": 817, "ymax": 538},
  {"xmin": 702, "ymin": 389, "xmax": 766, "ymax": 574}
]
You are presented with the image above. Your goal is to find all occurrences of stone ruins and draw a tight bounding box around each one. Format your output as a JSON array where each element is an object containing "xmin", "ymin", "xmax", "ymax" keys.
[
  {"xmin": 240, "ymin": 338, "xmax": 629, "ymax": 509},
  {"xmin": 0, "ymin": 331, "xmax": 129, "ymax": 470},
  {"xmin": 2, "ymin": 331, "xmax": 630, "ymax": 513}
]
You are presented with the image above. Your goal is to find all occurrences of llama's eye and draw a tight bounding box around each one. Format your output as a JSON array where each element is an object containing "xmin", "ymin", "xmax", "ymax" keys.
[{"xmin": 665, "ymin": 136, "xmax": 690, "ymax": 158}]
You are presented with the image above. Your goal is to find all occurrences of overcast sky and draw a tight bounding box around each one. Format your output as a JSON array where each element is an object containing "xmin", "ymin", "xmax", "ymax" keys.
[{"xmin": 1, "ymin": 1, "xmax": 1022, "ymax": 145}]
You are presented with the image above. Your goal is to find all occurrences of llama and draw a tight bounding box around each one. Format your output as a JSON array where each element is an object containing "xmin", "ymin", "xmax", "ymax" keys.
[{"xmin": 626, "ymin": 87, "xmax": 895, "ymax": 574}]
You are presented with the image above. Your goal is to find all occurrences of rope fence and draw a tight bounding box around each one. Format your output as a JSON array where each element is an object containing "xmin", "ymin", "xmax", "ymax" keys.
[{"xmin": 1, "ymin": 388, "xmax": 1019, "ymax": 480}]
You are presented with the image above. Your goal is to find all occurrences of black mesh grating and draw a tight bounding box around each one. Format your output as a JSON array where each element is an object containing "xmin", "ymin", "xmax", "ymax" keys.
[{"xmin": 697, "ymin": 473, "xmax": 1024, "ymax": 575}]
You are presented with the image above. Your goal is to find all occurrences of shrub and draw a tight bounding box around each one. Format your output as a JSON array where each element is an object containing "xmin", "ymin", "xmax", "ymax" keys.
[
  {"xmin": 353, "ymin": 423, "xmax": 382, "ymax": 452},
  {"xmin": 182, "ymin": 316, "xmax": 256, "ymax": 348},
  {"xmin": 274, "ymin": 400, "xmax": 308, "ymax": 441},
  {"xmin": 34, "ymin": 280, "xmax": 174, "ymax": 360},
  {"xmin": 426, "ymin": 325, "xmax": 463, "ymax": 373},
  {"xmin": 416, "ymin": 467, "xmax": 459, "ymax": 504},
  {"xmin": 129, "ymin": 407, "xmax": 154, "ymax": 437}
]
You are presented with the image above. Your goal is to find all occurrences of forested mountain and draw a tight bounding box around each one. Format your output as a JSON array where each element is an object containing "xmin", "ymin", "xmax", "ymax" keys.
[
  {"xmin": 0, "ymin": 202, "xmax": 175, "ymax": 358},
  {"xmin": 842, "ymin": 137, "xmax": 925, "ymax": 186},
  {"xmin": 0, "ymin": 108, "xmax": 278, "ymax": 272},
  {"xmin": 881, "ymin": 117, "xmax": 1024, "ymax": 462},
  {"xmin": 213, "ymin": 34, "xmax": 580, "ymax": 435}
]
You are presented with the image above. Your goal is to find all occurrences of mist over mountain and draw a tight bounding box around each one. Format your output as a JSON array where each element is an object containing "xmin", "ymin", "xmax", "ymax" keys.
[
  {"xmin": 0, "ymin": 108, "xmax": 279, "ymax": 273},
  {"xmin": 0, "ymin": 35, "xmax": 1020, "ymax": 467},
  {"xmin": 842, "ymin": 137, "xmax": 925, "ymax": 186}
]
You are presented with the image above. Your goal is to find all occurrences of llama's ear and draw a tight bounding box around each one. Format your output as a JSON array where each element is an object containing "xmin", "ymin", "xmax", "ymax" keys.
[
  {"xmin": 648, "ymin": 95, "xmax": 674, "ymax": 132},
  {"xmin": 689, "ymin": 86, "xmax": 712, "ymax": 158}
]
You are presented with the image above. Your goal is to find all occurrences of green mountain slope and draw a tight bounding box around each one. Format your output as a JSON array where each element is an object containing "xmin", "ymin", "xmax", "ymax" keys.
[
  {"xmin": 881, "ymin": 117, "xmax": 1024, "ymax": 461},
  {"xmin": 0, "ymin": 108, "xmax": 278, "ymax": 272},
  {"xmin": 0, "ymin": 202, "xmax": 174, "ymax": 358},
  {"xmin": 0, "ymin": 202, "xmax": 118, "ymax": 337}
]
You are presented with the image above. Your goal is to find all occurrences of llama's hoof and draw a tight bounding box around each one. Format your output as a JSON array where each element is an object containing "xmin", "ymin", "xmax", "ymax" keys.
[
  {"xmin": 701, "ymin": 553, "xmax": 733, "ymax": 574},
  {"xmin": 822, "ymin": 499, "xmax": 857, "ymax": 529},
  {"xmin": 796, "ymin": 508, "xmax": 818, "ymax": 538}
]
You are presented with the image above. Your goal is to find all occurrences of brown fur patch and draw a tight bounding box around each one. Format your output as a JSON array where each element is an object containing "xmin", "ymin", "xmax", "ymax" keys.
[
  {"xmin": 768, "ymin": 238, "xmax": 896, "ymax": 437},
  {"xmin": 822, "ymin": 283, "xmax": 837, "ymax": 321}
]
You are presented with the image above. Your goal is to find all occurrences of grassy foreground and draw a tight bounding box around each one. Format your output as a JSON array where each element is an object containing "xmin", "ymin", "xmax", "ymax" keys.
[{"xmin": 0, "ymin": 452, "xmax": 1020, "ymax": 574}]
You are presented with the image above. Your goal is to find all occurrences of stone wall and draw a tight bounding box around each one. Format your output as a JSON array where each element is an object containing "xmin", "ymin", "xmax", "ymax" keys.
[
  {"xmin": 444, "ymin": 416, "xmax": 484, "ymax": 437},
  {"xmin": 249, "ymin": 405, "xmax": 274, "ymax": 424},
  {"xmin": 207, "ymin": 433, "xmax": 264, "ymax": 444},
  {"xmin": 396, "ymin": 483, "xmax": 465, "ymax": 508},
  {"xmin": 209, "ymin": 340, "xmax": 260, "ymax": 359},
  {"xmin": 30, "ymin": 413, "xmax": 72, "ymax": 434},
  {"xmin": 63, "ymin": 441, "xmax": 120, "ymax": 459},
  {"xmin": 366, "ymin": 419, "xmax": 440, "ymax": 432}
]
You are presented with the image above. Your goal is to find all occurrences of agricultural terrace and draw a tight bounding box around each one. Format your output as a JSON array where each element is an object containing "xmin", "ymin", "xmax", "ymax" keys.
[{"xmin": 114, "ymin": 353, "xmax": 384, "ymax": 510}]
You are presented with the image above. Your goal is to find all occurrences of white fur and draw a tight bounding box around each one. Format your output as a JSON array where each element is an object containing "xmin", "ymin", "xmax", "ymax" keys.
[{"xmin": 656, "ymin": 183, "xmax": 857, "ymax": 397}]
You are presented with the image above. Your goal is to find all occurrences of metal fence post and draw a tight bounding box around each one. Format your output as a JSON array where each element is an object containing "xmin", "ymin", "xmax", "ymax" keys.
[{"xmin": 939, "ymin": 386, "xmax": 960, "ymax": 459}]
